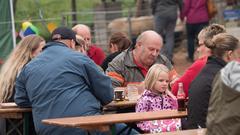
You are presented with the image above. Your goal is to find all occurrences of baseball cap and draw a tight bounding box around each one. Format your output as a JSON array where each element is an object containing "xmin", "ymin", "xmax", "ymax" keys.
[{"xmin": 51, "ymin": 27, "xmax": 77, "ymax": 43}]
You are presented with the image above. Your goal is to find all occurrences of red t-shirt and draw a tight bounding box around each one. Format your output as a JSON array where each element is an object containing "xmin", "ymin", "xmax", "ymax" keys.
[
  {"xmin": 87, "ymin": 44, "xmax": 106, "ymax": 66},
  {"xmin": 133, "ymin": 55, "xmax": 148, "ymax": 77},
  {"xmin": 171, "ymin": 56, "xmax": 208, "ymax": 97}
]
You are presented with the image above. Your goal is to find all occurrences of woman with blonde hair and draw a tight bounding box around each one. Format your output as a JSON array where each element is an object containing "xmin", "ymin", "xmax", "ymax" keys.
[
  {"xmin": 185, "ymin": 33, "xmax": 240, "ymax": 129},
  {"xmin": 172, "ymin": 24, "xmax": 226, "ymax": 97},
  {"xmin": 0, "ymin": 35, "xmax": 45, "ymax": 103}
]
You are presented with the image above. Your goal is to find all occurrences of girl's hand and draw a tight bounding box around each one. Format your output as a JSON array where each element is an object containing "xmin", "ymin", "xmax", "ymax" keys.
[{"xmin": 166, "ymin": 90, "xmax": 177, "ymax": 100}]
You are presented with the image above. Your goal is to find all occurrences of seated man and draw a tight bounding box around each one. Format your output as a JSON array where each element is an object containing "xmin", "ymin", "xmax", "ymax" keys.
[
  {"xmin": 72, "ymin": 24, "xmax": 106, "ymax": 66},
  {"xmin": 14, "ymin": 27, "xmax": 137, "ymax": 135},
  {"xmin": 106, "ymin": 30, "xmax": 178, "ymax": 87}
]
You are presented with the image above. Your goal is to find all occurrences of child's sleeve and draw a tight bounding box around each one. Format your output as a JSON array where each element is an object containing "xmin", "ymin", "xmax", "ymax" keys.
[
  {"xmin": 136, "ymin": 97, "xmax": 152, "ymax": 132},
  {"xmin": 170, "ymin": 97, "xmax": 178, "ymax": 110},
  {"xmin": 136, "ymin": 97, "xmax": 150, "ymax": 112}
]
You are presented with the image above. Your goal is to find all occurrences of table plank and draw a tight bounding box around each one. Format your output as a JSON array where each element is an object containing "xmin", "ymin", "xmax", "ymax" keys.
[
  {"xmin": 0, "ymin": 103, "xmax": 31, "ymax": 119},
  {"xmin": 0, "ymin": 112, "xmax": 23, "ymax": 119},
  {"xmin": 42, "ymin": 110, "xmax": 187, "ymax": 128},
  {"xmin": 0, "ymin": 102, "xmax": 18, "ymax": 108},
  {"xmin": 0, "ymin": 108, "xmax": 32, "ymax": 113},
  {"xmin": 0, "ymin": 108, "xmax": 32, "ymax": 118},
  {"xmin": 144, "ymin": 128, "xmax": 206, "ymax": 135}
]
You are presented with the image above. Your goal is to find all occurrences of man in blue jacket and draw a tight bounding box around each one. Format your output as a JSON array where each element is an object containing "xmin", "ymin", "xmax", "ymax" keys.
[{"xmin": 14, "ymin": 27, "xmax": 136, "ymax": 135}]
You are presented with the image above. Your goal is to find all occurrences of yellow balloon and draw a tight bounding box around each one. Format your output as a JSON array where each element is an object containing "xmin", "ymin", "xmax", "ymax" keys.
[{"xmin": 22, "ymin": 21, "xmax": 32, "ymax": 31}]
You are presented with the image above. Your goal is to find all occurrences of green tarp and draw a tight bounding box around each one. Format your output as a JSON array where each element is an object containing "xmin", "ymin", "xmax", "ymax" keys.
[{"xmin": 0, "ymin": 0, "xmax": 13, "ymax": 65}]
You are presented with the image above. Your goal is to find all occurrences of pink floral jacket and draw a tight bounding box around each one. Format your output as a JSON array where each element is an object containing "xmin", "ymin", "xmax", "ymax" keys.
[{"xmin": 135, "ymin": 90, "xmax": 181, "ymax": 133}]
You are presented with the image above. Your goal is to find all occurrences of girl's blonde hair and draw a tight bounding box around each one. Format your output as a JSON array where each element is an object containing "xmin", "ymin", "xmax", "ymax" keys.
[
  {"xmin": 144, "ymin": 64, "xmax": 169, "ymax": 90},
  {"xmin": 205, "ymin": 33, "xmax": 240, "ymax": 58},
  {"xmin": 0, "ymin": 35, "xmax": 45, "ymax": 103}
]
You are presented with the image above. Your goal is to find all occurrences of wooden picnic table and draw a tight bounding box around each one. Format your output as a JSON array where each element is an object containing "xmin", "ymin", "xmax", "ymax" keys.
[
  {"xmin": 145, "ymin": 128, "xmax": 206, "ymax": 135},
  {"xmin": 42, "ymin": 110, "xmax": 187, "ymax": 134},
  {"xmin": 0, "ymin": 102, "xmax": 32, "ymax": 135}
]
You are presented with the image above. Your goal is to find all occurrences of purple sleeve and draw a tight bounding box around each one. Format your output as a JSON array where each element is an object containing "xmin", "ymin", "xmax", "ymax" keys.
[
  {"xmin": 136, "ymin": 97, "xmax": 151, "ymax": 132},
  {"xmin": 136, "ymin": 96, "xmax": 151, "ymax": 112}
]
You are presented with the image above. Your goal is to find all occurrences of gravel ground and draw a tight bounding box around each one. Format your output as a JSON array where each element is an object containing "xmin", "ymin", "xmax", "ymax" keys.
[{"xmin": 172, "ymin": 39, "xmax": 193, "ymax": 75}]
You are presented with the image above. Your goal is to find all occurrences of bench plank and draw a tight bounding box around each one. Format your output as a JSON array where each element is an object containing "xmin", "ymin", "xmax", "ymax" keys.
[{"xmin": 42, "ymin": 110, "xmax": 187, "ymax": 128}]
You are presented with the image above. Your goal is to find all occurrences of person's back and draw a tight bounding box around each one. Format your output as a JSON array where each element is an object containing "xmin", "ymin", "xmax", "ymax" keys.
[
  {"xmin": 207, "ymin": 61, "xmax": 240, "ymax": 135},
  {"xmin": 185, "ymin": 33, "xmax": 240, "ymax": 129},
  {"xmin": 180, "ymin": 0, "xmax": 209, "ymax": 61},
  {"xmin": 88, "ymin": 44, "xmax": 106, "ymax": 65},
  {"xmin": 151, "ymin": 0, "xmax": 182, "ymax": 60},
  {"xmin": 15, "ymin": 42, "xmax": 113, "ymax": 134},
  {"xmin": 152, "ymin": 0, "xmax": 181, "ymax": 16},
  {"xmin": 186, "ymin": 56, "xmax": 226, "ymax": 129},
  {"xmin": 181, "ymin": 0, "xmax": 209, "ymax": 24},
  {"xmin": 0, "ymin": 35, "xmax": 45, "ymax": 135},
  {"xmin": 14, "ymin": 27, "xmax": 113, "ymax": 134}
]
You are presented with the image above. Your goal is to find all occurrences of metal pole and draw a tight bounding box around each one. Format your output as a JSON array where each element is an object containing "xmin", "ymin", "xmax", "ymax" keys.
[
  {"xmin": 127, "ymin": 8, "xmax": 132, "ymax": 40},
  {"xmin": 71, "ymin": 0, "xmax": 77, "ymax": 26},
  {"xmin": 9, "ymin": 0, "xmax": 16, "ymax": 48}
]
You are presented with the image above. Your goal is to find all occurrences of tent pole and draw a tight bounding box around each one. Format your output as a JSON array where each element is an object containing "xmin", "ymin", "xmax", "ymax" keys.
[{"xmin": 9, "ymin": 0, "xmax": 16, "ymax": 48}]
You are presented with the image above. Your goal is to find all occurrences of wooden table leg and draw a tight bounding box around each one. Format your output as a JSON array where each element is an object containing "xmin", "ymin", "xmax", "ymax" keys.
[{"xmin": 23, "ymin": 112, "xmax": 30, "ymax": 135}]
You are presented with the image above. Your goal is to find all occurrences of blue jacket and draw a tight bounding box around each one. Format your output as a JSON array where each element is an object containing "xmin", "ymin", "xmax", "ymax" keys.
[{"xmin": 14, "ymin": 42, "xmax": 113, "ymax": 135}]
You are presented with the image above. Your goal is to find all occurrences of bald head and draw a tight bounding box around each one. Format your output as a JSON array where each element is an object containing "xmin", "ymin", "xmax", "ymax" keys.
[
  {"xmin": 136, "ymin": 30, "xmax": 163, "ymax": 46},
  {"xmin": 133, "ymin": 30, "xmax": 163, "ymax": 68},
  {"xmin": 72, "ymin": 24, "xmax": 92, "ymax": 50},
  {"xmin": 72, "ymin": 24, "xmax": 90, "ymax": 33}
]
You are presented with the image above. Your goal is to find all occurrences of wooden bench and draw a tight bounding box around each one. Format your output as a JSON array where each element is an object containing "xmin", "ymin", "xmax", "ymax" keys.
[
  {"xmin": 42, "ymin": 110, "xmax": 187, "ymax": 135},
  {"xmin": 0, "ymin": 102, "xmax": 32, "ymax": 135}
]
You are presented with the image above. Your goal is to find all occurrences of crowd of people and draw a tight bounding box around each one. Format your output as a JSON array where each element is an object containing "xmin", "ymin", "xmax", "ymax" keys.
[{"xmin": 0, "ymin": 2, "xmax": 240, "ymax": 134}]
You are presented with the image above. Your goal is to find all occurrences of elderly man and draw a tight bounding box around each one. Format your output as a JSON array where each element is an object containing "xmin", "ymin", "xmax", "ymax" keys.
[
  {"xmin": 72, "ymin": 24, "xmax": 106, "ymax": 65},
  {"xmin": 106, "ymin": 30, "xmax": 178, "ymax": 87},
  {"xmin": 14, "ymin": 27, "xmax": 136, "ymax": 135}
]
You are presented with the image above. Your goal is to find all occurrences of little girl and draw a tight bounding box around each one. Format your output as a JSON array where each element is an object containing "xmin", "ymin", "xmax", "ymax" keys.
[{"xmin": 136, "ymin": 64, "xmax": 181, "ymax": 133}]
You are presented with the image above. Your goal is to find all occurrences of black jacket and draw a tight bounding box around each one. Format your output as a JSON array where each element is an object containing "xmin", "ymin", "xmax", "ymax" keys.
[
  {"xmin": 101, "ymin": 51, "xmax": 121, "ymax": 71},
  {"xmin": 184, "ymin": 56, "xmax": 226, "ymax": 129}
]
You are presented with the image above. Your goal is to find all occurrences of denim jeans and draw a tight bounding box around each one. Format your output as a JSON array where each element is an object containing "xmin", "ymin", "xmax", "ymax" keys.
[
  {"xmin": 154, "ymin": 13, "xmax": 177, "ymax": 61},
  {"xmin": 186, "ymin": 22, "xmax": 209, "ymax": 60}
]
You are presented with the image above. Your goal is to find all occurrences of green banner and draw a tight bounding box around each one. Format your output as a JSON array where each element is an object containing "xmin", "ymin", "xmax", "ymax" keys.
[{"xmin": 0, "ymin": 0, "xmax": 13, "ymax": 65}]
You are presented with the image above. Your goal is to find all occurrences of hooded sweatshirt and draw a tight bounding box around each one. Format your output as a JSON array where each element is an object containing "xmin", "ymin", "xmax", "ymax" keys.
[{"xmin": 206, "ymin": 60, "xmax": 240, "ymax": 135}]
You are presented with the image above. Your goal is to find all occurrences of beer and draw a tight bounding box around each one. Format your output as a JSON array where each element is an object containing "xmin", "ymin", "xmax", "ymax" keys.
[
  {"xmin": 177, "ymin": 82, "xmax": 186, "ymax": 111},
  {"xmin": 114, "ymin": 87, "xmax": 125, "ymax": 101}
]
